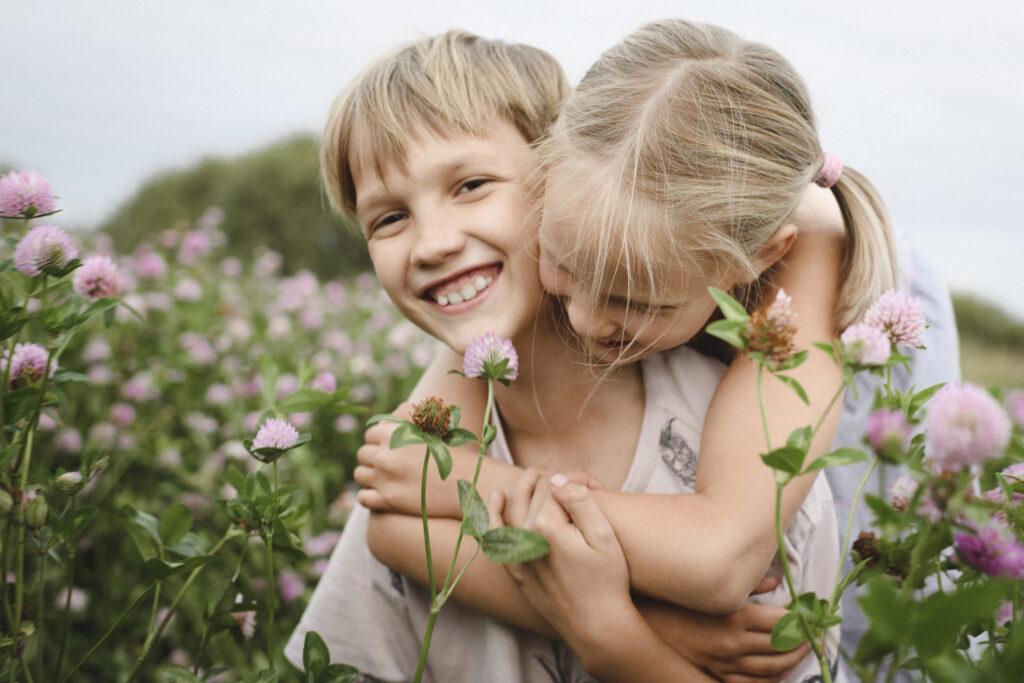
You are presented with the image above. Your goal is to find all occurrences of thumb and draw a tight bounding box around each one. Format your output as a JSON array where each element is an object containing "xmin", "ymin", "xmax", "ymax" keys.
[
  {"xmin": 548, "ymin": 476, "xmax": 616, "ymax": 548},
  {"xmin": 751, "ymin": 575, "xmax": 781, "ymax": 595},
  {"xmin": 488, "ymin": 490, "xmax": 507, "ymax": 531}
]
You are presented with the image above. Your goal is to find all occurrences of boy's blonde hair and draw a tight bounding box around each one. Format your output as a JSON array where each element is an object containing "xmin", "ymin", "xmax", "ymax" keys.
[
  {"xmin": 543, "ymin": 19, "xmax": 898, "ymax": 331},
  {"xmin": 321, "ymin": 30, "xmax": 569, "ymax": 220}
]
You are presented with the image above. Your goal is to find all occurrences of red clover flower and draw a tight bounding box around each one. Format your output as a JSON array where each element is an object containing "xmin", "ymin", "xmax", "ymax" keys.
[
  {"xmin": 840, "ymin": 323, "xmax": 891, "ymax": 366},
  {"xmin": 925, "ymin": 383, "xmax": 1011, "ymax": 472},
  {"xmin": 866, "ymin": 409, "xmax": 911, "ymax": 460},
  {"xmin": 13, "ymin": 225, "xmax": 77, "ymax": 276},
  {"xmin": 864, "ymin": 289, "xmax": 926, "ymax": 348},
  {"xmin": 463, "ymin": 332, "xmax": 518, "ymax": 381},
  {"xmin": 746, "ymin": 289, "xmax": 798, "ymax": 366},
  {"xmin": 72, "ymin": 255, "xmax": 118, "ymax": 300},
  {"xmin": 1, "ymin": 343, "xmax": 56, "ymax": 389},
  {"xmin": 954, "ymin": 522, "xmax": 1024, "ymax": 579},
  {"xmin": 0, "ymin": 169, "xmax": 56, "ymax": 217},
  {"xmin": 252, "ymin": 418, "xmax": 299, "ymax": 451}
]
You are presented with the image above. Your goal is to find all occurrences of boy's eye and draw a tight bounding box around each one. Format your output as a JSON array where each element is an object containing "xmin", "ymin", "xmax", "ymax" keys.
[{"xmin": 370, "ymin": 212, "xmax": 406, "ymax": 233}]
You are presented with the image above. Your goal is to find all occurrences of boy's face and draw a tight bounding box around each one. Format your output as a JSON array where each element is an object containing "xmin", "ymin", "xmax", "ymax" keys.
[
  {"xmin": 353, "ymin": 120, "xmax": 544, "ymax": 354},
  {"xmin": 537, "ymin": 170, "xmax": 724, "ymax": 364}
]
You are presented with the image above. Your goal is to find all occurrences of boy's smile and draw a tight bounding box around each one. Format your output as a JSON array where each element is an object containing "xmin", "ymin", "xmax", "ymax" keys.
[{"xmin": 353, "ymin": 120, "xmax": 544, "ymax": 354}]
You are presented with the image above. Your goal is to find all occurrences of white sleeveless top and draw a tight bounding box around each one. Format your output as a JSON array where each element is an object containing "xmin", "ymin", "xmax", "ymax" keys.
[{"xmin": 285, "ymin": 345, "xmax": 842, "ymax": 682}]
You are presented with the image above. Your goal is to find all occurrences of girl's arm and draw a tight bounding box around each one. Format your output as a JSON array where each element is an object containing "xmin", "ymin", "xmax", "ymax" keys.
[{"xmin": 361, "ymin": 213, "xmax": 847, "ymax": 612}]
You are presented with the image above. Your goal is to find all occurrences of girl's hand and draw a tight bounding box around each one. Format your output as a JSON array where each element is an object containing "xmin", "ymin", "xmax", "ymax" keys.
[
  {"xmin": 493, "ymin": 469, "xmax": 635, "ymax": 651},
  {"xmin": 638, "ymin": 578, "xmax": 810, "ymax": 682},
  {"xmin": 354, "ymin": 403, "xmax": 461, "ymax": 517}
]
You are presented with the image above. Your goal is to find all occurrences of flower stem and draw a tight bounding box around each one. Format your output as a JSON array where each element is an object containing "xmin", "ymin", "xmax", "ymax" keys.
[
  {"xmin": 812, "ymin": 385, "xmax": 846, "ymax": 439},
  {"xmin": 829, "ymin": 457, "xmax": 879, "ymax": 614},
  {"xmin": 757, "ymin": 366, "xmax": 772, "ymax": 451},
  {"xmin": 60, "ymin": 583, "xmax": 157, "ymax": 683},
  {"xmin": 265, "ymin": 460, "xmax": 280, "ymax": 672},
  {"xmin": 414, "ymin": 450, "xmax": 437, "ymax": 683},
  {"xmin": 124, "ymin": 529, "xmax": 234, "ymax": 683},
  {"xmin": 55, "ymin": 542, "xmax": 77, "ymax": 679}
]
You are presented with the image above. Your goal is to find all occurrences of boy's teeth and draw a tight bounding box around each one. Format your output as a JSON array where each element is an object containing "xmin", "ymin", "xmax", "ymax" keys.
[{"xmin": 433, "ymin": 275, "xmax": 494, "ymax": 306}]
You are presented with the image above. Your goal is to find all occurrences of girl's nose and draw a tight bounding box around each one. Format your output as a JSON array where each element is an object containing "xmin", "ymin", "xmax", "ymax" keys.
[
  {"xmin": 565, "ymin": 298, "xmax": 618, "ymax": 341},
  {"xmin": 411, "ymin": 218, "xmax": 466, "ymax": 266}
]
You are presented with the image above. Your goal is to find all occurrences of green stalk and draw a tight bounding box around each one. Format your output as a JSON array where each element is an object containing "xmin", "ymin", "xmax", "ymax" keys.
[
  {"xmin": 757, "ymin": 366, "xmax": 772, "ymax": 451},
  {"xmin": 413, "ymin": 451, "xmax": 436, "ymax": 683},
  {"xmin": 829, "ymin": 457, "xmax": 879, "ymax": 614},
  {"xmin": 55, "ymin": 541, "xmax": 77, "ymax": 679},
  {"xmin": 60, "ymin": 583, "xmax": 157, "ymax": 683},
  {"xmin": 125, "ymin": 530, "xmax": 233, "ymax": 683},
  {"xmin": 811, "ymin": 386, "xmax": 846, "ymax": 439},
  {"xmin": 264, "ymin": 461, "xmax": 280, "ymax": 672}
]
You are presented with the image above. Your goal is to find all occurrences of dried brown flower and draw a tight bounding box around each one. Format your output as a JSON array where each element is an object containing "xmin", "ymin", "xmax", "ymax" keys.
[
  {"xmin": 411, "ymin": 397, "xmax": 451, "ymax": 438},
  {"xmin": 746, "ymin": 289, "xmax": 798, "ymax": 366},
  {"xmin": 852, "ymin": 531, "xmax": 880, "ymax": 567}
]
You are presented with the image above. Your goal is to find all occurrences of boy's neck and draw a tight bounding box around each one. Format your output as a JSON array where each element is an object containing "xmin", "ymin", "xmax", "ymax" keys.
[{"xmin": 494, "ymin": 318, "xmax": 646, "ymax": 488}]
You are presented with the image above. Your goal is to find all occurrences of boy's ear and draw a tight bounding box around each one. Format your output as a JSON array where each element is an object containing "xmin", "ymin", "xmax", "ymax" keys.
[{"xmin": 754, "ymin": 224, "xmax": 798, "ymax": 274}]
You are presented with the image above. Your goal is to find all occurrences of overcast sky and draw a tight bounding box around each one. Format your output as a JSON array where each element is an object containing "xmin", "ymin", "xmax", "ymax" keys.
[{"xmin": 2, "ymin": 0, "xmax": 1022, "ymax": 316}]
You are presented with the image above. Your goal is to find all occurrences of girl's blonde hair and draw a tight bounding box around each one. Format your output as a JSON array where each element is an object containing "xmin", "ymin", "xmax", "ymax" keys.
[
  {"xmin": 321, "ymin": 30, "xmax": 568, "ymax": 221},
  {"xmin": 542, "ymin": 19, "xmax": 898, "ymax": 331}
]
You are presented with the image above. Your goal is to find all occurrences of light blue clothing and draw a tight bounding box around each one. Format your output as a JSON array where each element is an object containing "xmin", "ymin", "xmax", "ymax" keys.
[{"xmin": 825, "ymin": 242, "xmax": 961, "ymax": 678}]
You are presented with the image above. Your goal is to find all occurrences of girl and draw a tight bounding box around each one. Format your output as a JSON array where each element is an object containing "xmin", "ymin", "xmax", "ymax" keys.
[{"xmin": 343, "ymin": 23, "xmax": 867, "ymax": 683}]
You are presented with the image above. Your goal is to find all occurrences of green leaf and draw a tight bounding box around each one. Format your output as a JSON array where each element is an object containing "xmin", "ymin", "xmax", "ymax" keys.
[
  {"xmin": 320, "ymin": 664, "xmax": 360, "ymax": 682},
  {"xmin": 708, "ymin": 287, "xmax": 750, "ymax": 323},
  {"xmin": 480, "ymin": 527, "xmax": 550, "ymax": 563},
  {"xmin": 785, "ymin": 426, "xmax": 813, "ymax": 453},
  {"xmin": 303, "ymin": 631, "xmax": 331, "ymax": 678},
  {"xmin": 225, "ymin": 464, "xmax": 247, "ymax": 495},
  {"xmin": 239, "ymin": 670, "xmax": 278, "ymax": 683},
  {"xmin": 144, "ymin": 555, "xmax": 218, "ymax": 580},
  {"xmin": 803, "ymin": 447, "xmax": 870, "ymax": 473},
  {"xmin": 445, "ymin": 427, "xmax": 478, "ymax": 449},
  {"xmin": 704, "ymin": 319, "xmax": 748, "ymax": 349},
  {"xmin": 388, "ymin": 422, "xmax": 425, "ymax": 449},
  {"xmin": 457, "ymin": 480, "xmax": 489, "ymax": 540},
  {"xmin": 858, "ymin": 577, "xmax": 906, "ymax": 646},
  {"xmin": 161, "ymin": 666, "xmax": 202, "ymax": 682},
  {"xmin": 3, "ymin": 387, "xmax": 42, "ymax": 424},
  {"xmin": 427, "ymin": 441, "xmax": 453, "ymax": 480},
  {"xmin": 245, "ymin": 471, "xmax": 273, "ymax": 504},
  {"xmin": 277, "ymin": 389, "xmax": 333, "ymax": 413},
  {"xmin": 123, "ymin": 505, "xmax": 163, "ymax": 559},
  {"xmin": 480, "ymin": 424, "xmax": 497, "ymax": 449},
  {"xmin": 159, "ymin": 503, "xmax": 194, "ymax": 546},
  {"xmin": 773, "ymin": 349, "xmax": 809, "ymax": 372},
  {"xmin": 258, "ymin": 354, "xmax": 279, "ymax": 409},
  {"xmin": 761, "ymin": 446, "xmax": 806, "ymax": 474},
  {"xmin": 59, "ymin": 505, "xmax": 98, "ymax": 536},
  {"xmin": 772, "ymin": 373, "xmax": 809, "ymax": 405},
  {"xmin": 51, "ymin": 371, "xmax": 91, "ymax": 383},
  {"xmin": 812, "ymin": 341, "xmax": 837, "ymax": 358},
  {"xmin": 0, "ymin": 314, "xmax": 29, "ymax": 342},
  {"xmin": 76, "ymin": 297, "xmax": 120, "ymax": 327},
  {"xmin": 911, "ymin": 581, "xmax": 1006, "ymax": 657},
  {"xmin": 908, "ymin": 382, "xmax": 945, "ymax": 418},
  {"xmin": 366, "ymin": 413, "xmax": 406, "ymax": 426},
  {"xmin": 167, "ymin": 531, "xmax": 207, "ymax": 559},
  {"xmin": 770, "ymin": 611, "xmax": 807, "ymax": 651},
  {"xmin": 448, "ymin": 405, "xmax": 462, "ymax": 430}
]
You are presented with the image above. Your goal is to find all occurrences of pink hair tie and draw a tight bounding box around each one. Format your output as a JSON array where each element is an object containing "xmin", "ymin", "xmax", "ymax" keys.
[{"xmin": 813, "ymin": 153, "xmax": 843, "ymax": 188}]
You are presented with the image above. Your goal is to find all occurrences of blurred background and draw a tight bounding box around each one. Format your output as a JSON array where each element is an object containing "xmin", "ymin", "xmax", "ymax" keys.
[{"xmin": 3, "ymin": 0, "xmax": 1022, "ymax": 385}]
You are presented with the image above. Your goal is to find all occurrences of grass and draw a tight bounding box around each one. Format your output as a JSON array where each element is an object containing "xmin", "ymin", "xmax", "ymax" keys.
[{"xmin": 953, "ymin": 293, "xmax": 1024, "ymax": 389}]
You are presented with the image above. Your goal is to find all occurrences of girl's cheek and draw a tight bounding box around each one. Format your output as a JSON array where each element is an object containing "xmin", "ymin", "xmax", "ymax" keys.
[{"xmin": 538, "ymin": 260, "xmax": 565, "ymax": 297}]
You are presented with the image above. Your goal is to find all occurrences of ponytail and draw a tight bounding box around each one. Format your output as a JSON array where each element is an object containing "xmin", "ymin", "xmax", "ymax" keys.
[{"xmin": 831, "ymin": 165, "xmax": 899, "ymax": 328}]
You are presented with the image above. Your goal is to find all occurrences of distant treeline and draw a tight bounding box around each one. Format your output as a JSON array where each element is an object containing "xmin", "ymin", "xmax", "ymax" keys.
[
  {"xmin": 951, "ymin": 293, "xmax": 1024, "ymax": 350},
  {"xmin": 85, "ymin": 136, "xmax": 1024, "ymax": 345},
  {"xmin": 100, "ymin": 134, "xmax": 373, "ymax": 278}
]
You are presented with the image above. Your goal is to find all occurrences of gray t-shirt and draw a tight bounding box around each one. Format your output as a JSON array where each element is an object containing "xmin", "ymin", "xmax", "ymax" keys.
[{"xmin": 285, "ymin": 345, "xmax": 842, "ymax": 682}]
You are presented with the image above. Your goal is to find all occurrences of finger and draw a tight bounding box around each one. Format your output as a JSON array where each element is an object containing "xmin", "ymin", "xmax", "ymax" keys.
[
  {"xmin": 564, "ymin": 470, "xmax": 606, "ymax": 490},
  {"xmin": 728, "ymin": 641, "xmax": 811, "ymax": 678},
  {"xmin": 488, "ymin": 491, "xmax": 506, "ymax": 531},
  {"xmin": 505, "ymin": 468, "xmax": 546, "ymax": 526},
  {"xmin": 548, "ymin": 477, "xmax": 616, "ymax": 549},
  {"xmin": 364, "ymin": 420, "xmax": 397, "ymax": 446},
  {"xmin": 738, "ymin": 602, "xmax": 792, "ymax": 635},
  {"xmin": 750, "ymin": 575, "xmax": 780, "ymax": 595},
  {"xmin": 356, "ymin": 444, "xmax": 378, "ymax": 467},
  {"xmin": 523, "ymin": 478, "xmax": 556, "ymax": 528},
  {"xmin": 393, "ymin": 401, "xmax": 415, "ymax": 419},
  {"xmin": 353, "ymin": 465, "xmax": 375, "ymax": 488},
  {"xmin": 356, "ymin": 488, "xmax": 387, "ymax": 510}
]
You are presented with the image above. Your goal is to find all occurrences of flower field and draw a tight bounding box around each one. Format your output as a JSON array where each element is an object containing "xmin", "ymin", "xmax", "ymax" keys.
[{"xmin": 1, "ymin": 170, "xmax": 434, "ymax": 681}]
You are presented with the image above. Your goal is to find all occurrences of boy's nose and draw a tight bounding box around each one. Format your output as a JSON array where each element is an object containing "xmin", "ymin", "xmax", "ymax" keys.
[
  {"xmin": 411, "ymin": 220, "xmax": 466, "ymax": 266},
  {"xmin": 565, "ymin": 299, "xmax": 618, "ymax": 341}
]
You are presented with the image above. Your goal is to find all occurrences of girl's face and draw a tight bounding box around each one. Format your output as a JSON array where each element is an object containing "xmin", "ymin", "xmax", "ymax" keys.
[
  {"xmin": 537, "ymin": 172, "xmax": 728, "ymax": 364},
  {"xmin": 353, "ymin": 120, "xmax": 547, "ymax": 354}
]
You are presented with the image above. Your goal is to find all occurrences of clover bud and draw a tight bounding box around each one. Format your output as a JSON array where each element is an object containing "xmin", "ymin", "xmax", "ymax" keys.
[
  {"xmin": 56, "ymin": 471, "xmax": 84, "ymax": 495},
  {"xmin": 411, "ymin": 397, "xmax": 451, "ymax": 438},
  {"xmin": 25, "ymin": 496, "xmax": 48, "ymax": 528},
  {"xmin": 0, "ymin": 490, "xmax": 13, "ymax": 513},
  {"xmin": 92, "ymin": 456, "xmax": 109, "ymax": 474}
]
